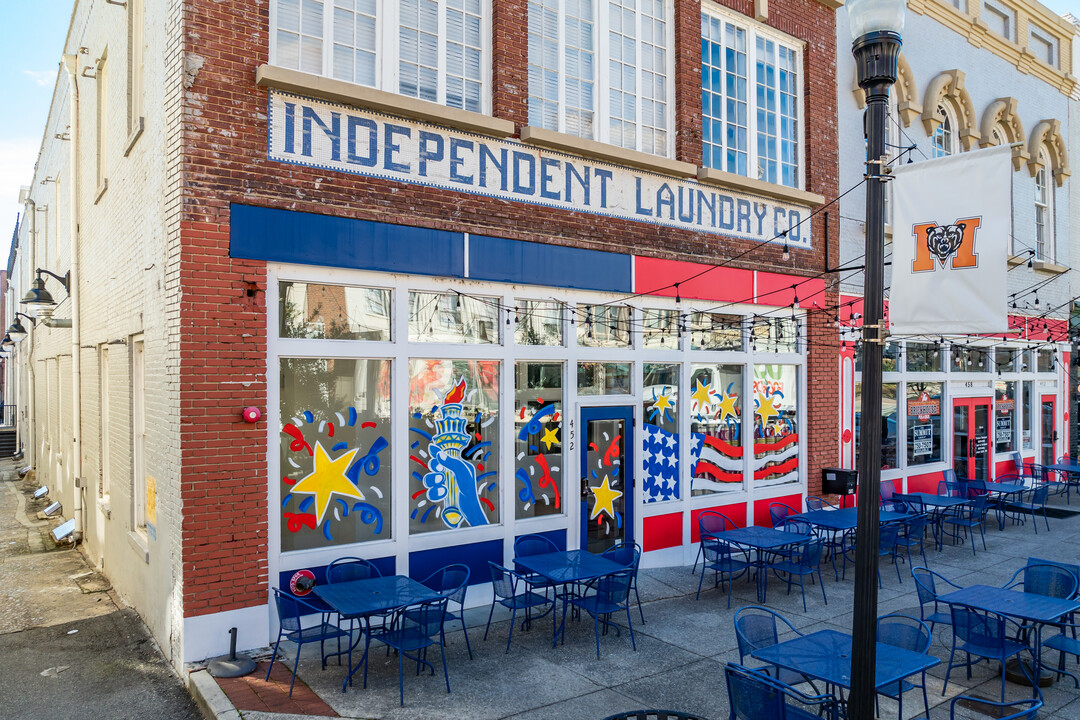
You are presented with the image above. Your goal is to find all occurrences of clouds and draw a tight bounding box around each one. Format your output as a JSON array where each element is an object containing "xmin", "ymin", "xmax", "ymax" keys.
[{"xmin": 22, "ymin": 69, "xmax": 57, "ymax": 88}]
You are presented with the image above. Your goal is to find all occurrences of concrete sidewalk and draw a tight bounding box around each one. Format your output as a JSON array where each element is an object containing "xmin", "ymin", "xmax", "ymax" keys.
[{"xmin": 196, "ymin": 500, "xmax": 1080, "ymax": 720}]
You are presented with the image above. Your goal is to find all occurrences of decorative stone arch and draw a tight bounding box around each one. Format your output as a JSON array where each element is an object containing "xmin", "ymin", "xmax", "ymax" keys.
[
  {"xmin": 921, "ymin": 70, "xmax": 979, "ymax": 151},
  {"xmin": 978, "ymin": 97, "xmax": 1028, "ymax": 170},
  {"xmin": 1027, "ymin": 119, "xmax": 1070, "ymax": 187},
  {"xmin": 852, "ymin": 52, "xmax": 921, "ymax": 127}
]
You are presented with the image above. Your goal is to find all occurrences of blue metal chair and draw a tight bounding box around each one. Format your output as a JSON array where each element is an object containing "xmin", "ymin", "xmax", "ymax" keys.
[
  {"xmin": 1028, "ymin": 556, "xmax": 1080, "ymax": 598},
  {"xmin": 943, "ymin": 494, "xmax": 988, "ymax": 555},
  {"xmin": 563, "ymin": 569, "xmax": 637, "ymax": 658},
  {"xmin": 603, "ymin": 541, "xmax": 645, "ymax": 624},
  {"xmin": 724, "ymin": 663, "xmax": 838, "ymax": 720},
  {"xmin": 692, "ymin": 510, "xmax": 737, "ymax": 575},
  {"xmin": 769, "ymin": 539, "xmax": 825, "ymax": 611},
  {"xmin": 697, "ymin": 538, "xmax": 751, "ymax": 607},
  {"xmin": 1004, "ymin": 562, "xmax": 1079, "ymax": 600},
  {"xmin": 875, "ymin": 614, "xmax": 932, "ymax": 720},
  {"xmin": 880, "ymin": 480, "xmax": 897, "ymax": 510},
  {"xmin": 266, "ymin": 588, "xmax": 352, "ymax": 697},
  {"xmin": 416, "ymin": 564, "xmax": 473, "ymax": 660},
  {"xmin": 911, "ymin": 566, "xmax": 962, "ymax": 632},
  {"xmin": 733, "ymin": 606, "xmax": 817, "ymax": 690},
  {"xmin": 804, "ymin": 496, "xmax": 836, "ymax": 511},
  {"xmin": 947, "ymin": 695, "xmax": 1041, "ymax": 719},
  {"xmin": 326, "ymin": 556, "xmax": 381, "ymax": 583},
  {"xmin": 1013, "ymin": 483, "xmax": 1051, "ymax": 533},
  {"xmin": 513, "ymin": 534, "xmax": 560, "ymax": 590},
  {"xmin": 768, "ymin": 502, "xmax": 796, "ymax": 528},
  {"xmin": 366, "ymin": 597, "xmax": 450, "ymax": 706},
  {"xmin": 943, "ymin": 606, "xmax": 1033, "ymax": 702},
  {"xmin": 895, "ymin": 512, "xmax": 930, "ymax": 567},
  {"xmin": 1057, "ymin": 455, "xmax": 1079, "ymax": 503},
  {"xmin": 483, "ymin": 562, "xmax": 555, "ymax": 654},
  {"xmin": 878, "ymin": 523, "xmax": 902, "ymax": 586}
]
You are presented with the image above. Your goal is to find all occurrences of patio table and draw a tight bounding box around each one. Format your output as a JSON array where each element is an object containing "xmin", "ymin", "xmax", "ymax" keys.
[
  {"xmin": 982, "ymin": 481, "xmax": 1028, "ymax": 530},
  {"xmin": 794, "ymin": 508, "xmax": 909, "ymax": 580},
  {"xmin": 904, "ymin": 493, "xmax": 969, "ymax": 550},
  {"xmin": 751, "ymin": 628, "xmax": 940, "ymax": 702},
  {"xmin": 313, "ymin": 575, "xmax": 441, "ymax": 692},
  {"xmin": 1044, "ymin": 462, "xmax": 1080, "ymax": 502},
  {"xmin": 712, "ymin": 526, "xmax": 809, "ymax": 603}
]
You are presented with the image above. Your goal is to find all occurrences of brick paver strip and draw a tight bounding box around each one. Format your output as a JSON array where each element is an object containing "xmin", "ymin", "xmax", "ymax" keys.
[{"xmin": 215, "ymin": 662, "xmax": 339, "ymax": 716}]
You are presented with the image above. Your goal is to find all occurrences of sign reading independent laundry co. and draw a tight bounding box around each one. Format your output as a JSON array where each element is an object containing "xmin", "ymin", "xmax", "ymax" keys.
[{"xmin": 267, "ymin": 91, "xmax": 812, "ymax": 249}]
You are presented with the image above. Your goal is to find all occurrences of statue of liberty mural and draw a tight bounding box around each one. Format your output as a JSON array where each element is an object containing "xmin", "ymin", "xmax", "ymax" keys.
[{"xmin": 422, "ymin": 379, "xmax": 490, "ymax": 528}]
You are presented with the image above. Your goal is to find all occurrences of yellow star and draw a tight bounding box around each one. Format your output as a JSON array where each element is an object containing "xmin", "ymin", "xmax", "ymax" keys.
[
  {"xmin": 540, "ymin": 425, "xmax": 560, "ymax": 450},
  {"xmin": 691, "ymin": 380, "xmax": 714, "ymax": 411},
  {"xmin": 589, "ymin": 476, "xmax": 623, "ymax": 521},
  {"xmin": 290, "ymin": 442, "xmax": 364, "ymax": 526},
  {"xmin": 651, "ymin": 390, "xmax": 674, "ymax": 414},
  {"xmin": 755, "ymin": 392, "xmax": 780, "ymax": 424},
  {"xmin": 716, "ymin": 392, "xmax": 739, "ymax": 422}
]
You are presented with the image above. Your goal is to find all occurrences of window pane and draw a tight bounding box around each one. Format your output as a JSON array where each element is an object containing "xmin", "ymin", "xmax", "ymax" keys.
[
  {"xmin": 409, "ymin": 291, "xmax": 499, "ymax": 344},
  {"xmin": 642, "ymin": 363, "xmax": 679, "ymax": 502},
  {"xmin": 754, "ymin": 365, "xmax": 799, "ymax": 486},
  {"xmin": 279, "ymin": 281, "xmax": 391, "ymax": 341},
  {"xmin": 515, "ymin": 362, "xmax": 564, "ymax": 519},
  {"xmin": 690, "ymin": 364, "xmax": 743, "ymax": 494},
  {"xmin": 576, "ymin": 303, "xmax": 631, "ymax": 348},
  {"xmin": 399, "ymin": 0, "xmax": 439, "ymax": 102},
  {"xmin": 642, "ymin": 308, "xmax": 679, "ymax": 349},
  {"xmin": 1023, "ymin": 380, "xmax": 1033, "ymax": 449},
  {"xmin": 445, "ymin": 0, "xmax": 483, "ymax": 111},
  {"xmin": 280, "ymin": 358, "xmax": 392, "ymax": 551},
  {"xmin": 577, "ymin": 362, "xmax": 632, "ymax": 395},
  {"xmin": 906, "ymin": 342, "xmax": 942, "ymax": 372},
  {"xmin": 408, "ymin": 360, "xmax": 500, "ymax": 532},
  {"xmin": 515, "ymin": 299, "xmax": 563, "ymax": 346},
  {"xmin": 751, "ymin": 317, "xmax": 797, "ymax": 353},
  {"xmin": 995, "ymin": 380, "xmax": 1017, "ymax": 453},
  {"xmin": 994, "ymin": 347, "xmax": 1015, "ymax": 373},
  {"xmin": 907, "ymin": 381, "xmax": 942, "ymax": 466},
  {"xmin": 1038, "ymin": 349, "xmax": 1054, "ymax": 372},
  {"xmin": 690, "ymin": 312, "xmax": 742, "ymax": 351}
]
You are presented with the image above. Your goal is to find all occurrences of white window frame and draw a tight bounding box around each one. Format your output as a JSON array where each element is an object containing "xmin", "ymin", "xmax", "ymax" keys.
[
  {"xmin": 1034, "ymin": 147, "xmax": 1054, "ymax": 262},
  {"xmin": 269, "ymin": 0, "xmax": 493, "ymax": 115},
  {"xmin": 930, "ymin": 103, "xmax": 955, "ymax": 159},
  {"xmin": 700, "ymin": 3, "xmax": 805, "ymax": 190}
]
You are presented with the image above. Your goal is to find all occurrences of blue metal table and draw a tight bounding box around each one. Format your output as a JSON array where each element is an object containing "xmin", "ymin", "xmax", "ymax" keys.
[
  {"xmin": 313, "ymin": 575, "xmax": 441, "ymax": 691},
  {"xmin": 751, "ymin": 628, "xmax": 939, "ymax": 695},
  {"xmin": 515, "ymin": 550, "xmax": 625, "ymax": 646},
  {"xmin": 794, "ymin": 508, "xmax": 909, "ymax": 580},
  {"xmin": 712, "ymin": 526, "xmax": 809, "ymax": 602},
  {"xmin": 904, "ymin": 493, "xmax": 969, "ymax": 549},
  {"xmin": 982, "ymin": 481, "xmax": 1028, "ymax": 529},
  {"xmin": 1044, "ymin": 463, "xmax": 1080, "ymax": 503}
]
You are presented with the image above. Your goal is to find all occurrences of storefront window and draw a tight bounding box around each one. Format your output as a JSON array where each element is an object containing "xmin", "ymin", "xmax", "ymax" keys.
[
  {"xmin": 642, "ymin": 309, "xmax": 680, "ymax": 350},
  {"xmin": 642, "ymin": 363, "xmax": 680, "ymax": 502},
  {"xmin": 578, "ymin": 362, "xmax": 632, "ymax": 395},
  {"xmin": 751, "ymin": 317, "xmax": 797, "ymax": 353},
  {"xmin": 515, "ymin": 362, "xmax": 563, "ymax": 519},
  {"xmin": 408, "ymin": 359, "xmax": 500, "ymax": 533},
  {"xmin": 1023, "ymin": 380, "xmax": 1034, "ymax": 449},
  {"xmin": 855, "ymin": 341, "xmax": 898, "ymax": 372},
  {"xmin": 906, "ymin": 342, "xmax": 941, "ymax": 372},
  {"xmin": 279, "ymin": 358, "xmax": 392, "ymax": 551},
  {"xmin": 953, "ymin": 346, "xmax": 989, "ymax": 372},
  {"xmin": 995, "ymin": 380, "xmax": 1017, "ymax": 453},
  {"xmin": 689, "ymin": 364, "xmax": 743, "ymax": 495},
  {"xmin": 577, "ymin": 303, "xmax": 631, "ymax": 348},
  {"xmin": 753, "ymin": 365, "xmax": 799, "ymax": 487},
  {"xmin": 906, "ymin": 381, "xmax": 942, "ymax": 466},
  {"xmin": 995, "ymin": 348, "xmax": 1015, "ymax": 373},
  {"xmin": 690, "ymin": 312, "xmax": 742, "ymax": 351},
  {"xmin": 409, "ymin": 291, "xmax": 499, "ymax": 343},
  {"xmin": 515, "ymin": 300, "xmax": 563, "ymax": 346},
  {"xmin": 855, "ymin": 380, "xmax": 899, "ymax": 469},
  {"xmin": 1019, "ymin": 350, "xmax": 1031, "ymax": 371},
  {"xmin": 1038, "ymin": 349, "xmax": 1054, "ymax": 372},
  {"xmin": 280, "ymin": 281, "xmax": 391, "ymax": 341}
]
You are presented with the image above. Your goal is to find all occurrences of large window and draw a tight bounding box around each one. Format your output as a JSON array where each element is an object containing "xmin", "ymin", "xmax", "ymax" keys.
[
  {"xmin": 1023, "ymin": 380, "xmax": 1033, "ymax": 450},
  {"xmin": 1035, "ymin": 148, "xmax": 1054, "ymax": 262},
  {"xmin": 272, "ymin": 0, "xmax": 488, "ymax": 113},
  {"xmin": 995, "ymin": 381, "xmax": 1017, "ymax": 454},
  {"xmin": 515, "ymin": 362, "xmax": 563, "ymax": 519},
  {"xmin": 907, "ymin": 381, "xmax": 942, "ymax": 466},
  {"xmin": 754, "ymin": 365, "xmax": 799, "ymax": 486},
  {"xmin": 280, "ymin": 281, "xmax": 391, "ymax": 340},
  {"xmin": 931, "ymin": 104, "xmax": 955, "ymax": 159},
  {"xmin": 701, "ymin": 9, "xmax": 801, "ymax": 187},
  {"xmin": 528, "ymin": 0, "xmax": 670, "ymax": 155},
  {"xmin": 690, "ymin": 364, "xmax": 743, "ymax": 495},
  {"xmin": 855, "ymin": 381, "xmax": 898, "ymax": 470},
  {"xmin": 642, "ymin": 363, "xmax": 679, "ymax": 502},
  {"xmin": 906, "ymin": 342, "xmax": 942, "ymax": 373}
]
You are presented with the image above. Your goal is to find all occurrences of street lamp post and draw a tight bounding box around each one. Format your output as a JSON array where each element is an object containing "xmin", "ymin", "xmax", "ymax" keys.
[{"xmin": 848, "ymin": 0, "xmax": 905, "ymax": 716}]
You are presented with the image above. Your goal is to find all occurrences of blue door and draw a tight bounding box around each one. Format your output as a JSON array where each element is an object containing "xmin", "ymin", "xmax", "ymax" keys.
[{"xmin": 579, "ymin": 406, "xmax": 634, "ymax": 553}]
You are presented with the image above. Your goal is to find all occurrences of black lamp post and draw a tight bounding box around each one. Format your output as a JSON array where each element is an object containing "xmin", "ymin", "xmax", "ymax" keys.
[{"xmin": 849, "ymin": 0, "xmax": 904, "ymax": 716}]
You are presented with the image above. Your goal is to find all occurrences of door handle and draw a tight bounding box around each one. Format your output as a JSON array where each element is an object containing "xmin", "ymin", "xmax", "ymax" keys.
[{"xmin": 581, "ymin": 477, "xmax": 590, "ymax": 499}]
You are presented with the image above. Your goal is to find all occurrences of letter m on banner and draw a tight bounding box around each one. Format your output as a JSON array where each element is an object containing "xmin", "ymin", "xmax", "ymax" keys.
[{"xmin": 889, "ymin": 146, "xmax": 1011, "ymax": 335}]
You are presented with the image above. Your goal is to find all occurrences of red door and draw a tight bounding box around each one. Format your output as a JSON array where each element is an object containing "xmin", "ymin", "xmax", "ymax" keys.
[
  {"xmin": 953, "ymin": 397, "xmax": 991, "ymax": 482},
  {"xmin": 1041, "ymin": 395, "xmax": 1057, "ymax": 466}
]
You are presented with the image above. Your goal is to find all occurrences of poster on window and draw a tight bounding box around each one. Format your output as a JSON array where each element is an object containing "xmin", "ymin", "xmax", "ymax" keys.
[
  {"xmin": 912, "ymin": 425, "xmax": 933, "ymax": 456},
  {"xmin": 996, "ymin": 416, "xmax": 1013, "ymax": 445},
  {"xmin": 889, "ymin": 145, "xmax": 1011, "ymax": 335}
]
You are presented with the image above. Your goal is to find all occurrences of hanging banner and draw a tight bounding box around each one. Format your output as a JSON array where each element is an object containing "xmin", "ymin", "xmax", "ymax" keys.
[{"xmin": 888, "ymin": 145, "xmax": 1011, "ymax": 335}]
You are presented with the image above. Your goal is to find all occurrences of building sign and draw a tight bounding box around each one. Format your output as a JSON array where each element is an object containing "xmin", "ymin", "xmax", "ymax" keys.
[
  {"xmin": 908, "ymin": 392, "xmax": 940, "ymax": 422},
  {"xmin": 912, "ymin": 425, "xmax": 933, "ymax": 456},
  {"xmin": 996, "ymin": 416, "xmax": 1012, "ymax": 445},
  {"xmin": 267, "ymin": 91, "xmax": 812, "ymax": 249}
]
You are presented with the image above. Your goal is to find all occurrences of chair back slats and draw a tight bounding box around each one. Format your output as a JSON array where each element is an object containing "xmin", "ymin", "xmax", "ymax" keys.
[
  {"xmin": 514, "ymin": 534, "xmax": 559, "ymax": 558},
  {"xmin": 399, "ymin": 597, "xmax": 448, "ymax": 639},
  {"xmin": 488, "ymin": 562, "xmax": 519, "ymax": 599},
  {"xmin": 603, "ymin": 542, "xmax": 642, "ymax": 569},
  {"xmin": 327, "ymin": 557, "xmax": 381, "ymax": 584},
  {"xmin": 877, "ymin": 613, "xmax": 931, "ymax": 653},
  {"xmin": 595, "ymin": 570, "xmax": 634, "ymax": 607},
  {"xmin": 912, "ymin": 567, "xmax": 937, "ymax": 606},
  {"xmin": 1023, "ymin": 562, "xmax": 1079, "ymax": 599},
  {"xmin": 423, "ymin": 563, "xmax": 470, "ymax": 605},
  {"xmin": 725, "ymin": 664, "xmax": 784, "ymax": 719},
  {"xmin": 805, "ymin": 496, "xmax": 833, "ymax": 512},
  {"xmin": 698, "ymin": 510, "xmax": 734, "ymax": 536},
  {"xmin": 733, "ymin": 606, "xmax": 797, "ymax": 661},
  {"xmin": 271, "ymin": 588, "xmax": 322, "ymax": 634},
  {"xmin": 951, "ymin": 606, "xmax": 1005, "ymax": 648},
  {"xmin": 768, "ymin": 502, "xmax": 795, "ymax": 528}
]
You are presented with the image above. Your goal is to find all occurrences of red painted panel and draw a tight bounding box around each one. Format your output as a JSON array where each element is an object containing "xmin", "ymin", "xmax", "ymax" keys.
[
  {"xmin": 690, "ymin": 503, "xmax": 747, "ymax": 542},
  {"xmin": 642, "ymin": 512, "xmax": 682, "ymax": 552},
  {"xmin": 755, "ymin": 272, "xmax": 825, "ymax": 309},
  {"xmin": 906, "ymin": 470, "xmax": 943, "ymax": 494},
  {"xmin": 753, "ymin": 493, "xmax": 802, "ymax": 527},
  {"xmin": 634, "ymin": 257, "xmax": 753, "ymax": 303}
]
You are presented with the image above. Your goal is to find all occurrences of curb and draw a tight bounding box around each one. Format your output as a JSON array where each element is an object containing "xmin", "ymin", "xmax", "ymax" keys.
[{"xmin": 188, "ymin": 669, "xmax": 242, "ymax": 720}]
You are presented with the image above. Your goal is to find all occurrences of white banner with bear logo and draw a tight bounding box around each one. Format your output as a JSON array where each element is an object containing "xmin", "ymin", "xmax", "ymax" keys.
[{"xmin": 888, "ymin": 145, "xmax": 1011, "ymax": 335}]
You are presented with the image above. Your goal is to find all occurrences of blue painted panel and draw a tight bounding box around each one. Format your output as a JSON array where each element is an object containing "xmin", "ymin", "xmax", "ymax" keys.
[
  {"xmin": 514, "ymin": 528, "xmax": 567, "ymax": 552},
  {"xmin": 230, "ymin": 203, "xmax": 465, "ymax": 277},
  {"xmin": 468, "ymin": 234, "xmax": 632, "ymax": 292},
  {"xmin": 409, "ymin": 539, "xmax": 503, "ymax": 588}
]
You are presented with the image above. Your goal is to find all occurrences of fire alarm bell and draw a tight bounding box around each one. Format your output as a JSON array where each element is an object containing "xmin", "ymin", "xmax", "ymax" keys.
[{"xmin": 242, "ymin": 406, "xmax": 261, "ymax": 423}]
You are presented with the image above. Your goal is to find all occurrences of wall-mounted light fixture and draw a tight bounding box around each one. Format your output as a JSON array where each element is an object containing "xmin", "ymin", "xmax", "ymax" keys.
[
  {"xmin": 7, "ymin": 313, "xmax": 37, "ymax": 342},
  {"xmin": 20, "ymin": 268, "xmax": 70, "ymax": 316}
]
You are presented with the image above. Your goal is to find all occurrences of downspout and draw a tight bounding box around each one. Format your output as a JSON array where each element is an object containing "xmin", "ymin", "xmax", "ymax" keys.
[
  {"xmin": 62, "ymin": 54, "xmax": 83, "ymax": 540},
  {"xmin": 23, "ymin": 198, "xmax": 36, "ymax": 465}
]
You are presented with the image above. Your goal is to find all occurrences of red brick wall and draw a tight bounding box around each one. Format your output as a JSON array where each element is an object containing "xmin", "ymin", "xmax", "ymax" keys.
[{"xmin": 180, "ymin": 0, "xmax": 839, "ymax": 615}]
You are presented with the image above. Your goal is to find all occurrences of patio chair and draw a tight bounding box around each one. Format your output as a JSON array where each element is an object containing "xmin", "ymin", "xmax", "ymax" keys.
[
  {"xmin": 768, "ymin": 502, "xmax": 797, "ymax": 528},
  {"xmin": 875, "ymin": 614, "xmax": 932, "ymax": 720},
  {"xmin": 893, "ymin": 512, "xmax": 930, "ymax": 567},
  {"xmin": 366, "ymin": 597, "xmax": 450, "ymax": 706},
  {"xmin": 326, "ymin": 557, "xmax": 391, "ymax": 637},
  {"xmin": 880, "ymin": 481, "xmax": 897, "ymax": 511},
  {"xmin": 943, "ymin": 606, "xmax": 1033, "ymax": 702},
  {"xmin": 603, "ymin": 541, "xmax": 645, "ymax": 624},
  {"xmin": 724, "ymin": 663, "xmax": 838, "ymax": 720},
  {"xmin": 769, "ymin": 539, "xmax": 826, "ymax": 611},
  {"xmin": 415, "ymin": 563, "xmax": 473, "ymax": 660},
  {"xmin": 1028, "ymin": 556, "xmax": 1080, "ymax": 598},
  {"xmin": 692, "ymin": 510, "xmax": 738, "ymax": 575},
  {"xmin": 1040, "ymin": 617, "xmax": 1080, "ymax": 688},
  {"xmin": 484, "ymin": 562, "xmax": 555, "ymax": 654},
  {"xmin": 267, "ymin": 588, "xmax": 352, "ymax": 697},
  {"xmin": 733, "ymin": 606, "xmax": 818, "ymax": 690},
  {"xmin": 563, "ymin": 569, "xmax": 637, "ymax": 658},
  {"xmin": 1058, "ymin": 455, "xmax": 1079, "ymax": 503},
  {"xmin": 804, "ymin": 495, "xmax": 836, "ymax": 512},
  {"xmin": 513, "ymin": 534, "xmax": 560, "ymax": 591},
  {"xmin": 943, "ymin": 494, "xmax": 988, "ymax": 555},
  {"xmin": 1012, "ymin": 483, "xmax": 1051, "ymax": 533},
  {"xmin": 1004, "ymin": 562, "xmax": 1079, "ymax": 600},
  {"xmin": 769, "ymin": 518, "xmax": 813, "ymax": 564},
  {"xmin": 911, "ymin": 566, "xmax": 962, "ymax": 632},
  {"xmin": 1011, "ymin": 451, "xmax": 1024, "ymax": 475},
  {"xmin": 697, "ymin": 538, "xmax": 751, "ymax": 607},
  {"xmin": 948, "ymin": 696, "xmax": 1042, "ymax": 719},
  {"xmin": 841, "ymin": 523, "xmax": 901, "ymax": 585}
]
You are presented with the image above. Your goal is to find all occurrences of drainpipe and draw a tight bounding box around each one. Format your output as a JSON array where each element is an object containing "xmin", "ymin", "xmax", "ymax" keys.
[
  {"xmin": 62, "ymin": 54, "xmax": 84, "ymax": 540},
  {"xmin": 23, "ymin": 197, "xmax": 36, "ymax": 467}
]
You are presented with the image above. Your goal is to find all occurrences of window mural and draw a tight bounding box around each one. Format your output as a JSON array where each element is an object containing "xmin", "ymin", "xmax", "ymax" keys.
[
  {"xmin": 515, "ymin": 362, "xmax": 563, "ymax": 519},
  {"xmin": 753, "ymin": 364, "xmax": 799, "ymax": 487},
  {"xmin": 689, "ymin": 364, "xmax": 743, "ymax": 495},
  {"xmin": 408, "ymin": 359, "xmax": 500, "ymax": 532},
  {"xmin": 279, "ymin": 358, "xmax": 392, "ymax": 552},
  {"xmin": 642, "ymin": 363, "xmax": 679, "ymax": 502}
]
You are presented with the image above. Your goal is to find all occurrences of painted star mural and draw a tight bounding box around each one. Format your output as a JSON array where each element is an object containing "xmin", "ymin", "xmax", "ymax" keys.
[
  {"xmin": 290, "ymin": 442, "xmax": 365, "ymax": 525},
  {"xmin": 589, "ymin": 475, "xmax": 623, "ymax": 521}
]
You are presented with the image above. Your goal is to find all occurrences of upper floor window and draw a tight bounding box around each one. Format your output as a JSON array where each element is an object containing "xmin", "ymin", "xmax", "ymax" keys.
[
  {"xmin": 272, "ymin": 0, "xmax": 489, "ymax": 114},
  {"xmin": 1028, "ymin": 24, "xmax": 1058, "ymax": 68},
  {"xmin": 982, "ymin": 0, "xmax": 1016, "ymax": 43},
  {"xmin": 930, "ymin": 104, "xmax": 954, "ymax": 158},
  {"xmin": 1034, "ymin": 148, "xmax": 1054, "ymax": 262},
  {"xmin": 528, "ymin": 0, "xmax": 671, "ymax": 156},
  {"xmin": 701, "ymin": 9, "xmax": 802, "ymax": 188}
]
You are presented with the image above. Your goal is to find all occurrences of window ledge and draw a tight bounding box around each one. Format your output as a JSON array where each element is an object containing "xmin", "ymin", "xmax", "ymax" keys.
[
  {"xmin": 1033, "ymin": 259, "xmax": 1067, "ymax": 274},
  {"xmin": 1007, "ymin": 254, "xmax": 1028, "ymax": 267},
  {"xmin": 519, "ymin": 126, "xmax": 697, "ymax": 178},
  {"xmin": 696, "ymin": 166, "xmax": 826, "ymax": 207},
  {"xmin": 123, "ymin": 116, "xmax": 144, "ymax": 157},
  {"xmin": 127, "ymin": 530, "xmax": 149, "ymax": 564},
  {"xmin": 94, "ymin": 178, "xmax": 108, "ymax": 205},
  {"xmin": 255, "ymin": 64, "xmax": 515, "ymax": 139}
]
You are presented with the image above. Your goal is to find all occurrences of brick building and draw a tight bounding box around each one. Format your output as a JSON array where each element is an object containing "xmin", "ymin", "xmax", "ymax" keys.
[{"xmin": 9, "ymin": 0, "xmax": 842, "ymax": 665}]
